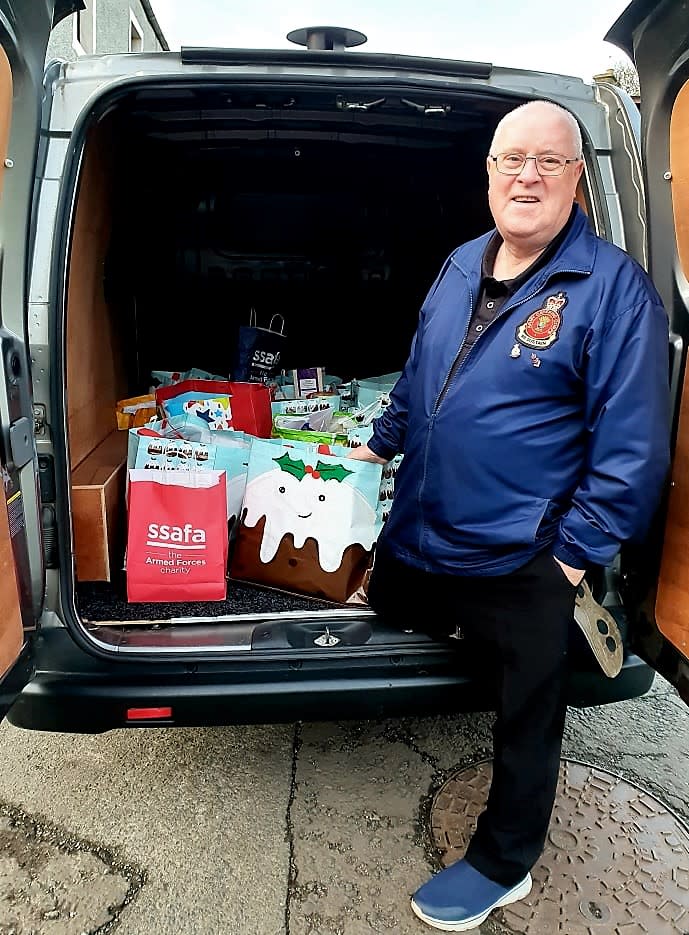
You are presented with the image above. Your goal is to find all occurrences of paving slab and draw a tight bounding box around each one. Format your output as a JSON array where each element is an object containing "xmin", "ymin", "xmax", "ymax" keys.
[{"xmin": 288, "ymin": 720, "xmax": 437, "ymax": 934}]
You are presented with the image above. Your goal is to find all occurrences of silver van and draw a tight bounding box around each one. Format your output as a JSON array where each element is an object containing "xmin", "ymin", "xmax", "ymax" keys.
[{"xmin": 0, "ymin": 0, "xmax": 687, "ymax": 731}]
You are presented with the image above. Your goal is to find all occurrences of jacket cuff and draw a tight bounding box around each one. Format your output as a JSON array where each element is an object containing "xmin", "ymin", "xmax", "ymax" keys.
[
  {"xmin": 556, "ymin": 508, "xmax": 623, "ymax": 569},
  {"xmin": 368, "ymin": 436, "xmax": 396, "ymax": 463},
  {"xmin": 552, "ymin": 541, "xmax": 589, "ymax": 570}
]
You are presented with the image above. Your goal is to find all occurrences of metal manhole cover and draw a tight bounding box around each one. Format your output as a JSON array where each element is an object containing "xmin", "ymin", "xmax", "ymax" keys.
[{"xmin": 429, "ymin": 759, "xmax": 689, "ymax": 934}]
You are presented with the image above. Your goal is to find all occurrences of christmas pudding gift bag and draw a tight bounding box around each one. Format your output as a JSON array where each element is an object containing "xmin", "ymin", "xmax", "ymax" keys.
[
  {"xmin": 355, "ymin": 371, "xmax": 402, "ymax": 409},
  {"xmin": 126, "ymin": 469, "xmax": 228, "ymax": 602},
  {"xmin": 344, "ymin": 422, "xmax": 403, "ymax": 528},
  {"xmin": 231, "ymin": 438, "xmax": 383, "ymax": 603},
  {"xmin": 271, "ymin": 394, "xmax": 341, "ymax": 418}
]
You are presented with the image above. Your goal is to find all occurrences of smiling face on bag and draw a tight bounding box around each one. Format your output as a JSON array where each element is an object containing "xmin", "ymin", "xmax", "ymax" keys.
[{"xmin": 242, "ymin": 468, "xmax": 378, "ymax": 573}]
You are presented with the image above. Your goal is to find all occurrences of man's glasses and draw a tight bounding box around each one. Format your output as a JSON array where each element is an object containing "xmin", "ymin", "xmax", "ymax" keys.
[{"xmin": 489, "ymin": 153, "xmax": 581, "ymax": 177}]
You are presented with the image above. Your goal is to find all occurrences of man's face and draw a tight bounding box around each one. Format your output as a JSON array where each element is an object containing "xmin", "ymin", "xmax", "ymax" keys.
[{"xmin": 487, "ymin": 107, "xmax": 584, "ymax": 251}]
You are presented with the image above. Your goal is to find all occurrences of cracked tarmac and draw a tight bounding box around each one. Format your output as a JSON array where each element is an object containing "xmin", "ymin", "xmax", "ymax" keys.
[
  {"xmin": 0, "ymin": 675, "xmax": 687, "ymax": 934},
  {"xmin": 0, "ymin": 802, "xmax": 143, "ymax": 935}
]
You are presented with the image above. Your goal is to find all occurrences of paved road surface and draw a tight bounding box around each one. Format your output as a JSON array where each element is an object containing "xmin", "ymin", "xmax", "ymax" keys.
[{"xmin": 0, "ymin": 675, "xmax": 687, "ymax": 934}]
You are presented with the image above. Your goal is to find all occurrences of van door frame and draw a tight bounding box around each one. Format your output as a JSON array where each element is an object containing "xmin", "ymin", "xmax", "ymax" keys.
[
  {"xmin": 0, "ymin": 0, "xmax": 81, "ymax": 719},
  {"xmin": 607, "ymin": 0, "xmax": 689, "ymax": 704}
]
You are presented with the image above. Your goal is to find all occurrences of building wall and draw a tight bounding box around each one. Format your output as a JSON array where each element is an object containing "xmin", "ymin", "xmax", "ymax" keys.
[
  {"xmin": 47, "ymin": 0, "xmax": 167, "ymax": 63},
  {"xmin": 46, "ymin": 16, "xmax": 75, "ymax": 62}
]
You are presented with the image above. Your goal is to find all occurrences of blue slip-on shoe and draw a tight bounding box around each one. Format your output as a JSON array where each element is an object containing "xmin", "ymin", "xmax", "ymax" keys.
[{"xmin": 410, "ymin": 858, "xmax": 532, "ymax": 931}]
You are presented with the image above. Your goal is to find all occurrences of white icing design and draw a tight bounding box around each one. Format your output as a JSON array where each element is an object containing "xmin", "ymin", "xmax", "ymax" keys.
[{"xmin": 242, "ymin": 469, "xmax": 378, "ymax": 573}]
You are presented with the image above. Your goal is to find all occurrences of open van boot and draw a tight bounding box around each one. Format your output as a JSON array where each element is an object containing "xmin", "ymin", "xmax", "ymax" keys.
[{"xmin": 573, "ymin": 580, "xmax": 624, "ymax": 678}]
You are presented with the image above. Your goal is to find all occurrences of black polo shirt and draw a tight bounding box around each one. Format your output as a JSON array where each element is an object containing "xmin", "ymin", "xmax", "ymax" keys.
[{"xmin": 453, "ymin": 207, "xmax": 575, "ymax": 371}]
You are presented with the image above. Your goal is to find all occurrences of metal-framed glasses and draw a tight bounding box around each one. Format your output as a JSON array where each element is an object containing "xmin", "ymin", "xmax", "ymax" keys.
[{"xmin": 490, "ymin": 153, "xmax": 581, "ymax": 176}]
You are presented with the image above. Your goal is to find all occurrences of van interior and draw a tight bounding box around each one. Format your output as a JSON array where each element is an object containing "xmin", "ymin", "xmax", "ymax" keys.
[{"xmin": 59, "ymin": 83, "xmax": 592, "ymax": 651}]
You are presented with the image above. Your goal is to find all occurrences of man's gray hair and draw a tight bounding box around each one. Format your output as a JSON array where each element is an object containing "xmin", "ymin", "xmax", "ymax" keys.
[{"xmin": 490, "ymin": 101, "xmax": 583, "ymax": 160}]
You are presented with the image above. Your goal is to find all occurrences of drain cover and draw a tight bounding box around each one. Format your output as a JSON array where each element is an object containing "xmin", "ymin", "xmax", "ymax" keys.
[{"xmin": 429, "ymin": 759, "xmax": 689, "ymax": 934}]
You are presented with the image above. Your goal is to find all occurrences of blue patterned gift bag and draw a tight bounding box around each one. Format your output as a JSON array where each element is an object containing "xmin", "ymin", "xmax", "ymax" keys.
[{"xmin": 132, "ymin": 430, "xmax": 250, "ymax": 530}]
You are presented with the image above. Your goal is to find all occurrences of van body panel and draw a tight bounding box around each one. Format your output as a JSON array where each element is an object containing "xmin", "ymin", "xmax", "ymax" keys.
[
  {"xmin": 6, "ymin": 628, "xmax": 656, "ymax": 734},
  {"xmin": 607, "ymin": 0, "xmax": 689, "ymax": 705},
  {"xmin": 593, "ymin": 82, "xmax": 647, "ymax": 265},
  {"xmin": 0, "ymin": 0, "xmax": 81, "ymax": 717},
  {"xmin": 3, "ymin": 0, "xmax": 686, "ymax": 729}
]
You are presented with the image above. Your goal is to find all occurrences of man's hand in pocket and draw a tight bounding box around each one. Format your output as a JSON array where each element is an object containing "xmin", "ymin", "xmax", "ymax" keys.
[{"xmin": 553, "ymin": 557, "xmax": 585, "ymax": 587}]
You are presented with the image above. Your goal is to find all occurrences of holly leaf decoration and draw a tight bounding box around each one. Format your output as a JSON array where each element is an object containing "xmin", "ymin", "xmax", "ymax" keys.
[
  {"xmin": 315, "ymin": 461, "xmax": 353, "ymax": 482},
  {"xmin": 274, "ymin": 452, "xmax": 307, "ymax": 480}
]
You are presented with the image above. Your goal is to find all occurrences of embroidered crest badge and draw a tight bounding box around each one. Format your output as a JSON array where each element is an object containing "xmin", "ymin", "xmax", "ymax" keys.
[{"xmin": 516, "ymin": 292, "xmax": 567, "ymax": 350}]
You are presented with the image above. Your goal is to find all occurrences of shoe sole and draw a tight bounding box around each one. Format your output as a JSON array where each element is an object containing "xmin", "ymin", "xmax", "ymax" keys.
[
  {"xmin": 573, "ymin": 581, "xmax": 623, "ymax": 678},
  {"xmin": 409, "ymin": 873, "xmax": 532, "ymax": 931}
]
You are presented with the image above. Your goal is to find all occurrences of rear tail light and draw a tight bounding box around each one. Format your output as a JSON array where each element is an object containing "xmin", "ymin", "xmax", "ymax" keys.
[{"xmin": 126, "ymin": 706, "xmax": 173, "ymax": 722}]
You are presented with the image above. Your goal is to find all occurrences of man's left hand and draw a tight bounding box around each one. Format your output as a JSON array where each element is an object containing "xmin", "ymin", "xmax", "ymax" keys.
[
  {"xmin": 554, "ymin": 557, "xmax": 585, "ymax": 587},
  {"xmin": 347, "ymin": 444, "xmax": 387, "ymax": 465}
]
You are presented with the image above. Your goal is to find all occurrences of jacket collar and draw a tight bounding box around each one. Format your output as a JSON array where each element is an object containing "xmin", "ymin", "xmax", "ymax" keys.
[{"xmin": 452, "ymin": 204, "xmax": 597, "ymax": 291}]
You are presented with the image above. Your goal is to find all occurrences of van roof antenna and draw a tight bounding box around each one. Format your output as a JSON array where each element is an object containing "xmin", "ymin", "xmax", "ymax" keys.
[{"xmin": 286, "ymin": 27, "xmax": 368, "ymax": 51}]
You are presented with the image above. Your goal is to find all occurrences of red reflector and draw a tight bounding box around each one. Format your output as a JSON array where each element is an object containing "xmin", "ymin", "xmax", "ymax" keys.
[{"xmin": 126, "ymin": 706, "xmax": 173, "ymax": 721}]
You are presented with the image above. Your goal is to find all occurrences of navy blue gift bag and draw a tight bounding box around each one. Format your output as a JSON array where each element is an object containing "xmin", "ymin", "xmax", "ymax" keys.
[{"xmin": 232, "ymin": 310, "xmax": 286, "ymax": 384}]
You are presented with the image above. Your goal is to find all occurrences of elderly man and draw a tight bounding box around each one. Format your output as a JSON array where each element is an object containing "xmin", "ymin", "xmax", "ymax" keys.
[{"xmin": 349, "ymin": 100, "xmax": 670, "ymax": 931}]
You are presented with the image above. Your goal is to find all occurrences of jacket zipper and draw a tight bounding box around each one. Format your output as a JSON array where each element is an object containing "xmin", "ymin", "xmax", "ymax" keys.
[
  {"xmin": 416, "ymin": 281, "xmax": 474, "ymax": 559},
  {"xmin": 417, "ymin": 267, "xmax": 588, "ymax": 559}
]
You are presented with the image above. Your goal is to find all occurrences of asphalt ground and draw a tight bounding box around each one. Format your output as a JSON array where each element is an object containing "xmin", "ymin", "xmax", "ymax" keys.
[{"xmin": 0, "ymin": 675, "xmax": 687, "ymax": 935}]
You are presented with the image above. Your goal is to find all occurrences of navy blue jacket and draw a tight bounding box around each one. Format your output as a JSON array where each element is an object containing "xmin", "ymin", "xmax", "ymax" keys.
[{"xmin": 369, "ymin": 207, "xmax": 671, "ymax": 575}]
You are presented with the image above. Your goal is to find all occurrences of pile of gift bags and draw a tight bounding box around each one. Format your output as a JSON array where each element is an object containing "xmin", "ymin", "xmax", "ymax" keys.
[
  {"xmin": 122, "ymin": 370, "xmax": 402, "ymax": 606},
  {"xmin": 125, "ymin": 378, "xmax": 270, "ymax": 603}
]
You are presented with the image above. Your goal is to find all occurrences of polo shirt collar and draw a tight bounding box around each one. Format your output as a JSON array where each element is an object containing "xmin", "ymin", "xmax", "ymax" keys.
[{"xmin": 480, "ymin": 205, "xmax": 577, "ymax": 298}]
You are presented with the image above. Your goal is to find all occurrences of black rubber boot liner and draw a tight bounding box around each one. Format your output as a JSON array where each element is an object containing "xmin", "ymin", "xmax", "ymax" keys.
[{"xmin": 76, "ymin": 571, "xmax": 334, "ymax": 622}]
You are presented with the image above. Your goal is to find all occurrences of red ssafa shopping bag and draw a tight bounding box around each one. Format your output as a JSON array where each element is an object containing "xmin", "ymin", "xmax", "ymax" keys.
[{"xmin": 127, "ymin": 469, "xmax": 228, "ymax": 602}]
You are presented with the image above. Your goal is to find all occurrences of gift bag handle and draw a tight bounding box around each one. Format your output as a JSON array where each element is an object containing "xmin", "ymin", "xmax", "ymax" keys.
[
  {"xmin": 249, "ymin": 307, "xmax": 257, "ymax": 327},
  {"xmin": 268, "ymin": 314, "xmax": 285, "ymax": 335}
]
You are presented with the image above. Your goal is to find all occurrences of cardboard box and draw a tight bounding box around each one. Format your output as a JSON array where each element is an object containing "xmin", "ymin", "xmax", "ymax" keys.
[{"xmin": 71, "ymin": 430, "xmax": 127, "ymax": 581}]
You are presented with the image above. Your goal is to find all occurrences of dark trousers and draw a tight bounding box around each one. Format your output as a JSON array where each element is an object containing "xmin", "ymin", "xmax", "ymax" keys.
[{"xmin": 367, "ymin": 545, "xmax": 576, "ymax": 887}]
